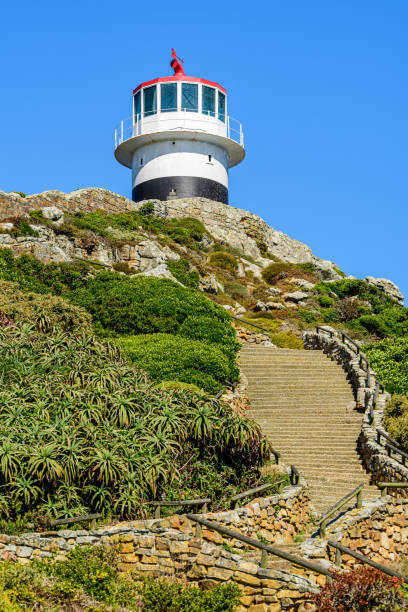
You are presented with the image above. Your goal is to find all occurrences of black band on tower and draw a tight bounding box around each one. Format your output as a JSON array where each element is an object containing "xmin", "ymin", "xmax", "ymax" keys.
[{"xmin": 133, "ymin": 176, "xmax": 228, "ymax": 204}]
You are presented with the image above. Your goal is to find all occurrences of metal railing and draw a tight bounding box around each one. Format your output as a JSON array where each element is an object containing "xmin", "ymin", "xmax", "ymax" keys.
[
  {"xmin": 376, "ymin": 429, "xmax": 408, "ymax": 467},
  {"xmin": 328, "ymin": 540, "xmax": 407, "ymax": 581},
  {"xmin": 230, "ymin": 479, "xmax": 286, "ymax": 508},
  {"xmin": 378, "ymin": 482, "xmax": 408, "ymax": 497},
  {"xmin": 114, "ymin": 112, "xmax": 244, "ymax": 148},
  {"xmin": 49, "ymin": 513, "xmax": 102, "ymax": 528},
  {"xmin": 316, "ymin": 484, "xmax": 364, "ymax": 538},
  {"xmin": 150, "ymin": 498, "xmax": 210, "ymax": 519},
  {"xmin": 186, "ymin": 514, "xmax": 332, "ymax": 578}
]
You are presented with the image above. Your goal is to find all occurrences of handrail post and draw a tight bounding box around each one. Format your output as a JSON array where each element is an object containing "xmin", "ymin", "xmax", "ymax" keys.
[
  {"xmin": 261, "ymin": 549, "xmax": 268, "ymax": 568},
  {"xmin": 202, "ymin": 502, "xmax": 208, "ymax": 513},
  {"xmin": 381, "ymin": 486, "xmax": 387, "ymax": 497},
  {"xmin": 155, "ymin": 505, "xmax": 161, "ymax": 519},
  {"xmin": 335, "ymin": 548, "xmax": 341, "ymax": 567},
  {"xmin": 195, "ymin": 522, "xmax": 202, "ymax": 538},
  {"xmin": 377, "ymin": 430, "xmax": 381, "ymax": 445},
  {"xmin": 356, "ymin": 489, "xmax": 362, "ymax": 509},
  {"xmin": 320, "ymin": 522, "xmax": 326, "ymax": 538}
]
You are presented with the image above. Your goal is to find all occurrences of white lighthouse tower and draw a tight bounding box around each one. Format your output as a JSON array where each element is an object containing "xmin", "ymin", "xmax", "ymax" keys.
[{"xmin": 114, "ymin": 50, "xmax": 245, "ymax": 204}]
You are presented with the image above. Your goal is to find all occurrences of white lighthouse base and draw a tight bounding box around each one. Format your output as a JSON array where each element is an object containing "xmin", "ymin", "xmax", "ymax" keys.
[{"xmin": 131, "ymin": 139, "xmax": 229, "ymax": 203}]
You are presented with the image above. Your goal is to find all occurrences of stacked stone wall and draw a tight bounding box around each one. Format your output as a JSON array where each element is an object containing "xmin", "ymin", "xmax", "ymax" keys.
[
  {"xmin": 0, "ymin": 482, "xmax": 317, "ymax": 610},
  {"xmin": 301, "ymin": 497, "xmax": 408, "ymax": 572}
]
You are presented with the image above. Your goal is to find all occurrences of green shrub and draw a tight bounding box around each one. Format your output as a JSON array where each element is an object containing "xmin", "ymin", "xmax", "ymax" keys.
[
  {"xmin": 358, "ymin": 307, "xmax": 408, "ymax": 337},
  {"xmin": 167, "ymin": 257, "xmax": 200, "ymax": 288},
  {"xmin": 72, "ymin": 272, "xmax": 230, "ymax": 335},
  {"xmin": 0, "ymin": 281, "xmax": 92, "ymax": 334},
  {"xmin": 7, "ymin": 191, "xmax": 26, "ymax": 198},
  {"xmin": 116, "ymin": 333, "xmax": 236, "ymax": 393},
  {"xmin": 178, "ymin": 315, "xmax": 240, "ymax": 351},
  {"xmin": 269, "ymin": 331, "xmax": 304, "ymax": 349},
  {"xmin": 139, "ymin": 202, "xmax": 155, "ymax": 216},
  {"xmin": 209, "ymin": 251, "xmax": 238, "ymax": 273},
  {"xmin": 112, "ymin": 261, "xmax": 134, "ymax": 275},
  {"xmin": 153, "ymin": 380, "xmax": 202, "ymax": 394},
  {"xmin": 28, "ymin": 210, "xmax": 44, "ymax": 223},
  {"xmin": 298, "ymin": 309, "xmax": 320, "ymax": 324},
  {"xmin": 363, "ymin": 337, "xmax": 408, "ymax": 394},
  {"xmin": 224, "ymin": 281, "xmax": 249, "ymax": 300},
  {"xmin": 318, "ymin": 295, "xmax": 334, "ymax": 307},
  {"xmin": 140, "ymin": 577, "xmax": 241, "ymax": 611},
  {"xmin": 262, "ymin": 262, "xmax": 292, "ymax": 284}
]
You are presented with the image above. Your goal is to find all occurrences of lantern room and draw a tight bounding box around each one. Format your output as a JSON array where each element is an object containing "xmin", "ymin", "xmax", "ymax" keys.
[{"xmin": 114, "ymin": 50, "xmax": 245, "ymax": 204}]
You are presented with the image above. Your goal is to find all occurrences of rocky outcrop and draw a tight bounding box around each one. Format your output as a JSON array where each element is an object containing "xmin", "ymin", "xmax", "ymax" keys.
[
  {"xmin": 0, "ymin": 189, "xmax": 342, "ymax": 280},
  {"xmin": 365, "ymin": 276, "xmax": 404, "ymax": 304}
]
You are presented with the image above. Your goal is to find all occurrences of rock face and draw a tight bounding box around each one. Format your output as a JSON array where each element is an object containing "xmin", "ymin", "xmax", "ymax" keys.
[
  {"xmin": 0, "ymin": 189, "xmax": 341, "ymax": 280},
  {"xmin": 365, "ymin": 276, "xmax": 404, "ymax": 304}
]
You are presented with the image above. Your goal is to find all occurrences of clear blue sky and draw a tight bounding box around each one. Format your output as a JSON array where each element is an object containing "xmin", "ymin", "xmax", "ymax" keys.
[{"xmin": 2, "ymin": 1, "xmax": 407, "ymax": 298}]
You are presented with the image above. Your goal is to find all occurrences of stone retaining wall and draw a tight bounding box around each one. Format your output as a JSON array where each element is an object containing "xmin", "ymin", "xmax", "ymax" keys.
[
  {"xmin": 0, "ymin": 482, "xmax": 315, "ymax": 610},
  {"xmin": 300, "ymin": 496, "xmax": 408, "ymax": 572},
  {"xmin": 303, "ymin": 327, "xmax": 408, "ymax": 497}
]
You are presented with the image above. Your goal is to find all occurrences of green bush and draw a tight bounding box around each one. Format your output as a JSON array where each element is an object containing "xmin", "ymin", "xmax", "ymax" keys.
[
  {"xmin": 178, "ymin": 315, "xmax": 240, "ymax": 352},
  {"xmin": 140, "ymin": 577, "xmax": 241, "ymax": 611},
  {"xmin": 224, "ymin": 281, "xmax": 249, "ymax": 300},
  {"xmin": 139, "ymin": 201, "xmax": 155, "ymax": 216},
  {"xmin": 262, "ymin": 262, "xmax": 292, "ymax": 284},
  {"xmin": 71, "ymin": 272, "xmax": 230, "ymax": 335},
  {"xmin": 0, "ymin": 281, "xmax": 92, "ymax": 334},
  {"xmin": 358, "ymin": 307, "xmax": 408, "ymax": 337},
  {"xmin": 153, "ymin": 380, "xmax": 202, "ymax": 394},
  {"xmin": 363, "ymin": 337, "xmax": 408, "ymax": 394},
  {"xmin": 318, "ymin": 295, "xmax": 334, "ymax": 307},
  {"xmin": 167, "ymin": 257, "xmax": 200, "ymax": 288},
  {"xmin": 209, "ymin": 251, "xmax": 238, "ymax": 273},
  {"xmin": 7, "ymin": 191, "xmax": 26, "ymax": 198},
  {"xmin": 116, "ymin": 333, "xmax": 236, "ymax": 393}
]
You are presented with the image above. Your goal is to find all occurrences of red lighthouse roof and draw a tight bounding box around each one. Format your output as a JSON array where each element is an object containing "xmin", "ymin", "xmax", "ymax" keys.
[{"xmin": 133, "ymin": 50, "xmax": 226, "ymax": 95}]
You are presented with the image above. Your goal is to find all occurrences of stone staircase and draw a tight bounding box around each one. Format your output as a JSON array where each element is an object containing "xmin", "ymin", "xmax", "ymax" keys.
[{"xmin": 240, "ymin": 344, "xmax": 379, "ymax": 516}]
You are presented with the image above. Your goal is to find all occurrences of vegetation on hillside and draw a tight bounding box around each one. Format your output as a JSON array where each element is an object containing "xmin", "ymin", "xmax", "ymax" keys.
[
  {"xmin": 0, "ymin": 249, "xmax": 240, "ymax": 392},
  {"xmin": 0, "ymin": 315, "xmax": 270, "ymax": 522},
  {"xmin": 0, "ymin": 545, "xmax": 241, "ymax": 610}
]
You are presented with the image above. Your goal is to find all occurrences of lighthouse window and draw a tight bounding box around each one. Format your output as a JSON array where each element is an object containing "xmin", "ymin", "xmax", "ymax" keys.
[
  {"xmin": 202, "ymin": 86, "xmax": 215, "ymax": 117},
  {"xmin": 143, "ymin": 85, "xmax": 157, "ymax": 117},
  {"xmin": 181, "ymin": 83, "xmax": 198, "ymax": 112},
  {"xmin": 161, "ymin": 83, "xmax": 177, "ymax": 112},
  {"xmin": 133, "ymin": 92, "xmax": 141, "ymax": 121},
  {"xmin": 218, "ymin": 91, "xmax": 226, "ymax": 122}
]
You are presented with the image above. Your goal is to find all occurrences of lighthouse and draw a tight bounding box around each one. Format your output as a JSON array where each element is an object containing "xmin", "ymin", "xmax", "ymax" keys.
[{"xmin": 114, "ymin": 50, "xmax": 245, "ymax": 204}]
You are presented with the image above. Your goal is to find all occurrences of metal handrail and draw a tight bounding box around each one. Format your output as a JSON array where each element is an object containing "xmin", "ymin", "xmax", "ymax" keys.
[
  {"xmin": 290, "ymin": 465, "xmax": 300, "ymax": 485},
  {"xmin": 49, "ymin": 513, "xmax": 102, "ymax": 527},
  {"xmin": 376, "ymin": 429, "xmax": 408, "ymax": 467},
  {"xmin": 316, "ymin": 483, "xmax": 364, "ymax": 538},
  {"xmin": 328, "ymin": 540, "xmax": 407, "ymax": 581},
  {"xmin": 377, "ymin": 482, "xmax": 408, "ymax": 497},
  {"xmin": 114, "ymin": 112, "xmax": 244, "ymax": 148},
  {"xmin": 230, "ymin": 478, "xmax": 286, "ymax": 508},
  {"xmin": 150, "ymin": 498, "xmax": 210, "ymax": 519},
  {"xmin": 231, "ymin": 315, "xmax": 270, "ymax": 334},
  {"xmin": 187, "ymin": 514, "xmax": 332, "ymax": 578}
]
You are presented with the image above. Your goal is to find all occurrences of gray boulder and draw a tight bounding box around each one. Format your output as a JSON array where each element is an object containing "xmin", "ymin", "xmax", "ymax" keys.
[
  {"xmin": 365, "ymin": 276, "xmax": 404, "ymax": 304},
  {"xmin": 284, "ymin": 291, "xmax": 309, "ymax": 303}
]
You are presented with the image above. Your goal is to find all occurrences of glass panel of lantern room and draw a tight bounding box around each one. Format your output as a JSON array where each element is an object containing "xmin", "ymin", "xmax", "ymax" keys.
[
  {"xmin": 202, "ymin": 86, "xmax": 215, "ymax": 117},
  {"xmin": 133, "ymin": 92, "xmax": 141, "ymax": 122},
  {"xmin": 143, "ymin": 85, "xmax": 157, "ymax": 116},
  {"xmin": 181, "ymin": 83, "xmax": 198, "ymax": 112},
  {"xmin": 161, "ymin": 83, "xmax": 177, "ymax": 112},
  {"xmin": 218, "ymin": 91, "xmax": 226, "ymax": 122}
]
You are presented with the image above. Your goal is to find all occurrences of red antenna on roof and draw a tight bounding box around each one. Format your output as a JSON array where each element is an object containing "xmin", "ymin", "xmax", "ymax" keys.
[{"xmin": 170, "ymin": 48, "xmax": 185, "ymax": 75}]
